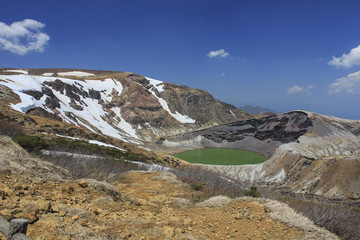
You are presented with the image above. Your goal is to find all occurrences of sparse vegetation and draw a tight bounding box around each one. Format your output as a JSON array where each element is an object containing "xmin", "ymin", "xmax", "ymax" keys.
[
  {"xmin": 0, "ymin": 119, "xmax": 25, "ymax": 137},
  {"xmin": 41, "ymin": 148, "xmax": 146, "ymax": 181},
  {"xmin": 191, "ymin": 182, "xmax": 205, "ymax": 191},
  {"xmin": 278, "ymin": 197, "xmax": 360, "ymax": 240},
  {"xmin": 172, "ymin": 166, "xmax": 246, "ymax": 199},
  {"xmin": 245, "ymin": 186, "xmax": 261, "ymax": 198},
  {"xmin": 174, "ymin": 166, "xmax": 357, "ymax": 239}
]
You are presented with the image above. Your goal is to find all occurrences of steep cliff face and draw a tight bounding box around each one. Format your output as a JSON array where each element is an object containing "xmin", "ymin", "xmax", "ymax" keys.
[
  {"xmin": 0, "ymin": 68, "xmax": 250, "ymax": 143},
  {"xmin": 162, "ymin": 111, "xmax": 313, "ymax": 157}
]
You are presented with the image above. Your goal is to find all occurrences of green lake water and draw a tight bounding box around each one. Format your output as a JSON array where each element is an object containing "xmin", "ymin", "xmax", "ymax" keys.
[{"xmin": 173, "ymin": 148, "xmax": 267, "ymax": 165}]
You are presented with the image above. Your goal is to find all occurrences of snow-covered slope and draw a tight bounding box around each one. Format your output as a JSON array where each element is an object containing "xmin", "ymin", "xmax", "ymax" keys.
[
  {"xmin": 0, "ymin": 68, "xmax": 250, "ymax": 143},
  {"xmin": 0, "ymin": 73, "xmax": 139, "ymax": 143}
]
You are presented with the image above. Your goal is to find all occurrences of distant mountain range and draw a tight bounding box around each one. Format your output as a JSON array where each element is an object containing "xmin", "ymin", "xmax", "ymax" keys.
[{"xmin": 238, "ymin": 105, "xmax": 278, "ymax": 114}]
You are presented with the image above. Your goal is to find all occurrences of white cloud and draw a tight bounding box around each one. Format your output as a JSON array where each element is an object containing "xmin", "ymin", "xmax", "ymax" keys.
[
  {"xmin": 207, "ymin": 49, "xmax": 230, "ymax": 58},
  {"xmin": 328, "ymin": 44, "xmax": 360, "ymax": 68},
  {"xmin": 287, "ymin": 85, "xmax": 315, "ymax": 94},
  {"xmin": 0, "ymin": 19, "xmax": 50, "ymax": 55},
  {"xmin": 287, "ymin": 85, "xmax": 304, "ymax": 94},
  {"xmin": 220, "ymin": 72, "xmax": 226, "ymax": 77},
  {"xmin": 306, "ymin": 85, "xmax": 315, "ymax": 89},
  {"xmin": 329, "ymin": 70, "xmax": 360, "ymax": 94}
]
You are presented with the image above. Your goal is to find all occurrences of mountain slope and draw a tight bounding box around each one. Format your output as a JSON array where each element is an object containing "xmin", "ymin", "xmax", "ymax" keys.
[{"xmin": 0, "ymin": 68, "xmax": 250, "ymax": 144}]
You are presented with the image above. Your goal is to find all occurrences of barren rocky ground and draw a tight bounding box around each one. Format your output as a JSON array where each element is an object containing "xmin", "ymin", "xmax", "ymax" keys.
[
  {"xmin": 0, "ymin": 135, "xmax": 338, "ymax": 240},
  {"xmin": 0, "ymin": 171, "xmax": 338, "ymax": 240}
]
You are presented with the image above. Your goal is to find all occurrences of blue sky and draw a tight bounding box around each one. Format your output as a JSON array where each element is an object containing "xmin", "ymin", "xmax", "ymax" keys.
[{"xmin": 1, "ymin": 0, "xmax": 360, "ymax": 119}]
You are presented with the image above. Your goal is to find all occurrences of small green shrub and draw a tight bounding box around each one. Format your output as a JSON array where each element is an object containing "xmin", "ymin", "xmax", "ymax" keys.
[
  {"xmin": 245, "ymin": 186, "xmax": 261, "ymax": 198},
  {"xmin": 192, "ymin": 182, "xmax": 205, "ymax": 191},
  {"xmin": 196, "ymin": 196, "xmax": 208, "ymax": 203}
]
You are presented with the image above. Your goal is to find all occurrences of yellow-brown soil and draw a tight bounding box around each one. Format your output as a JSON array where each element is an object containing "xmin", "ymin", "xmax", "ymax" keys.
[{"xmin": 0, "ymin": 171, "xmax": 304, "ymax": 240}]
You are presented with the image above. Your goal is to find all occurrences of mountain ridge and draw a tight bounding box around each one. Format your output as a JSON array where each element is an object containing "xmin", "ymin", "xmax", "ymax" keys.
[
  {"xmin": 238, "ymin": 105, "xmax": 278, "ymax": 114},
  {"xmin": 0, "ymin": 68, "xmax": 251, "ymax": 144}
]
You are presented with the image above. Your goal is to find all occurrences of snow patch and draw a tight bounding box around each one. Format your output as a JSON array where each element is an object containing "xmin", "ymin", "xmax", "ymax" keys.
[
  {"xmin": 42, "ymin": 72, "xmax": 54, "ymax": 76},
  {"xmin": 3, "ymin": 70, "xmax": 28, "ymax": 74},
  {"xmin": 88, "ymin": 140, "xmax": 126, "ymax": 151},
  {"xmin": 0, "ymin": 74, "xmax": 44, "ymax": 92},
  {"xmin": 10, "ymin": 91, "xmax": 42, "ymax": 113},
  {"xmin": 51, "ymin": 133, "xmax": 81, "ymax": 140},
  {"xmin": 146, "ymin": 77, "xmax": 164, "ymax": 92},
  {"xmin": 42, "ymin": 132, "xmax": 126, "ymax": 151},
  {"xmin": 230, "ymin": 110, "xmax": 236, "ymax": 117},
  {"xmin": 57, "ymin": 71, "xmax": 95, "ymax": 77},
  {"xmin": 42, "ymin": 150, "xmax": 103, "ymax": 159},
  {"xmin": 111, "ymin": 107, "xmax": 138, "ymax": 139},
  {"xmin": 148, "ymin": 85, "xmax": 196, "ymax": 124}
]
